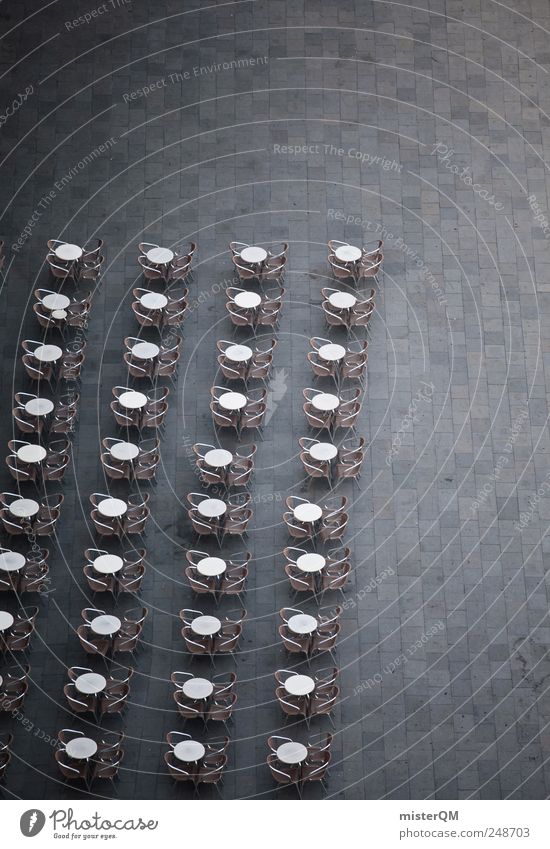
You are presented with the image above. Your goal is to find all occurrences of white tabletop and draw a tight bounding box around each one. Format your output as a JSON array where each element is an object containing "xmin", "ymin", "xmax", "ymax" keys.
[
  {"xmin": 311, "ymin": 393, "xmax": 340, "ymax": 412},
  {"xmin": 147, "ymin": 247, "xmax": 174, "ymax": 265},
  {"xmin": 65, "ymin": 737, "xmax": 97, "ymax": 759},
  {"xmin": 197, "ymin": 498, "xmax": 227, "ymax": 519},
  {"xmin": 204, "ymin": 449, "xmax": 233, "ymax": 468},
  {"xmin": 131, "ymin": 342, "xmax": 160, "ymax": 360},
  {"xmin": 328, "ymin": 291, "xmax": 357, "ymax": 309},
  {"xmin": 9, "ymin": 498, "xmax": 39, "ymax": 518},
  {"xmin": 0, "ymin": 611, "xmax": 15, "ymax": 631},
  {"xmin": 118, "ymin": 391, "xmax": 147, "ymax": 409},
  {"xmin": 90, "ymin": 614, "xmax": 121, "ymax": 636},
  {"xmin": 51, "ymin": 309, "xmax": 68, "ymax": 320},
  {"xmin": 234, "ymin": 292, "xmax": 262, "ymax": 309},
  {"xmin": 55, "ymin": 244, "xmax": 82, "ymax": 261},
  {"xmin": 173, "ymin": 740, "xmax": 206, "ymax": 762},
  {"xmin": 285, "ymin": 674, "xmax": 315, "ymax": 696},
  {"xmin": 240, "ymin": 246, "xmax": 267, "ymax": 264},
  {"xmin": 92, "ymin": 554, "xmax": 124, "ymax": 575},
  {"xmin": 318, "ymin": 343, "xmax": 346, "ymax": 362},
  {"xmin": 276, "ymin": 742, "xmax": 308, "ymax": 764},
  {"xmin": 42, "ymin": 293, "xmax": 70, "ymax": 311},
  {"xmin": 219, "ymin": 392, "xmax": 247, "ymax": 411},
  {"xmin": 97, "ymin": 498, "xmax": 127, "ymax": 518},
  {"xmin": 293, "ymin": 503, "xmax": 323, "ymax": 523},
  {"xmin": 110, "ymin": 442, "xmax": 139, "ymax": 461},
  {"xmin": 75, "ymin": 673, "xmax": 107, "ymax": 695},
  {"xmin": 17, "ymin": 444, "xmax": 47, "ymax": 464},
  {"xmin": 182, "ymin": 678, "xmax": 214, "ymax": 699},
  {"xmin": 288, "ymin": 614, "xmax": 318, "ymax": 635},
  {"xmin": 224, "ymin": 344, "xmax": 253, "ymax": 363},
  {"xmin": 334, "ymin": 245, "xmax": 362, "ymax": 263},
  {"xmin": 33, "ymin": 344, "xmax": 63, "ymax": 363},
  {"xmin": 310, "ymin": 442, "xmax": 338, "ymax": 461},
  {"xmin": 0, "ymin": 552, "xmax": 26, "ymax": 572},
  {"xmin": 197, "ymin": 557, "xmax": 226, "ymax": 577},
  {"xmin": 24, "ymin": 398, "xmax": 54, "ymax": 416},
  {"xmin": 296, "ymin": 553, "xmax": 326, "ymax": 573},
  {"xmin": 140, "ymin": 292, "xmax": 168, "ymax": 310},
  {"xmin": 190, "ymin": 615, "xmax": 221, "ymax": 636}
]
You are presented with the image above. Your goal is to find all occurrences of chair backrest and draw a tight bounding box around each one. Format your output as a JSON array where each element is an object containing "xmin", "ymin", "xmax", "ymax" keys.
[
  {"xmin": 165, "ymin": 751, "xmax": 194, "ymax": 780},
  {"xmin": 55, "ymin": 751, "xmax": 87, "ymax": 781},
  {"xmin": 138, "ymin": 256, "xmax": 164, "ymax": 279},
  {"xmin": 267, "ymin": 754, "xmax": 295, "ymax": 784}
]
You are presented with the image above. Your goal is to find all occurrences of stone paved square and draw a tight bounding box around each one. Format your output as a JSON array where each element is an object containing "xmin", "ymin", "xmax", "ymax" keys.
[{"xmin": 0, "ymin": 0, "xmax": 549, "ymax": 801}]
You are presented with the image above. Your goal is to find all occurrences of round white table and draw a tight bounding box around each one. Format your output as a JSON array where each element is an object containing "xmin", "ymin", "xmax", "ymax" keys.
[
  {"xmin": 240, "ymin": 246, "xmax": 267, "ymax": 264},
  {"xmin": 90, "ymin": 614, "xmax": 121, "ymax": 636},
  {"xmin": 328, "ymin": 291, "xmax": 357, "ymax": 309},
  {"xmin": 197, "ymin": 498, "xmax": 227, "ymax": 519},
  {"xmin": 293, "ymin": 503, "xmax": 323, "ymax": 523},
  {"xmin": 118, "ymin": 391, "xmax": 147, "ymax": 409},
  {"xmin": 204, "ymin": 449, "xmax": 233, "ymax": 468},
  {"xmin": 75, "ymin": 673, "xmax": 107, "ymax": 695},
  {"xmin": 92, "ymin": 554, "xmax": 124, "ymax": 575},
  {"xmin": 182, "ymin": 678, "xmax": 214, "ymax": 699},
  {"xmin": 66, "ymin": 738, "xmax": 97, "ymax": 760},
  {"xmin": 131, "ymin": 342, "xmax": 160, "ymax": 360},
  {"xmin": 173, "ymin": 740, "xmax": 205, "ymax": 762},
  {"xmin": 287, "ymin": 614, "xmax": 318, "ymax": 635},
  {"xmin": 33, "ymin": 344, "xmax": 62, "ymax": 363},
  {"xmin": 16, "ymin": 444, "xmax": 47, "ymax": 464},
  {"xmin": 110, "ymin": 442, "xmax": 140, "ymax": 462},
  {"xmin": 310, "ymin": 442, "xmax": 338, "ymax": 461},
  {"xmin": 24, "ymin": 398, "xmax": 54, "ymax": 417},
  {"xmin": 140, "ymin": 292, "xmax": 168, "ymax": 310},
  {"xmin": 97, "ymin": 498, "xmax": 127, "ymax": 518},
  {"xmin": 318, "ymin": 343, "xmax": 346, "ymax": 362},
  {"xmin": 0, "ymin": 611, "xmax": 15, "ymax": 631},
  {"xmin": 224, "ymin": 344, "xmax": 253, "ymax": 363},
  {"xmin": 219, "ymin": 392, "xmax": 247, "ymax": 411},
  {"xmin": 51, "ymin": 309, "xmax": 68, "ymax": 320},
  {"xmin": 285, "ymin": 674, "xmax": 315, "ymax": 696},
  {"xmin": 197, "ymin": 557, "xmax": 226, "ymax": 577},
  {"xmin": 0, "ymin": 552, "xmax": 26, "ymax": 573},
  {"xmin": 276, "ymin": 742, "xmax": 308, "ymax": 764},
  {"xmin": 334, "ymin": 245, "xmax": 362, "ymax": 263},
  {"xmin": 190, "ymin": 615, "xmax": 221, "ymax": 636},
  {"xmin": 311, "ymin": 393, "xmax": 340, "ymax": 412},
  {"xmin": 55, "ymin": 244, "xmax": 82, "ymax": 261},
  {"xmin": 9, "ymin": 499, "xmax": 39, "ymax": 519},
  {"xmin": 42, "ymin": 293, "xmax": 71, "ymax": 311},
  {"xmin": 234, "ymin": 292, "xmax": 262, "ymax": 309},
  {"xmin": 147, "ymin": 247, "xmax": 174, "ymax": 265},
  {"xmin": 296, "ymin": 553, "xmax": 326, "ymax": 573}
]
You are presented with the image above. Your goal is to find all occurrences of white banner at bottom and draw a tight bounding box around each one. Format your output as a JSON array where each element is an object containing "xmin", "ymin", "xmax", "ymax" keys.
[{"xmin": 2, "ymin": 800, "xmax": 549, "ymax": 848}]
